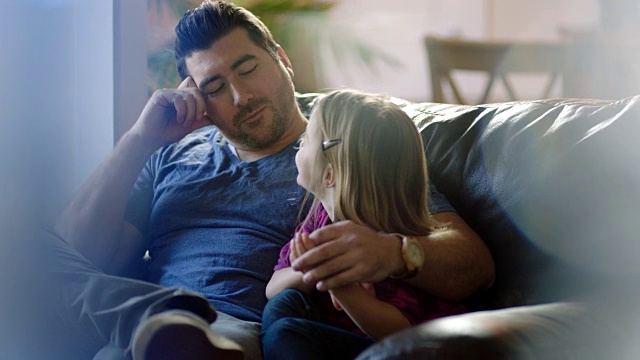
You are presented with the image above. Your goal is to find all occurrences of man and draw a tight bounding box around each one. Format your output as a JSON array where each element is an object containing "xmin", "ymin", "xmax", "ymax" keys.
[{"xmin": 49, "ymin": 1, "xmax": 494, "ymax": 359}]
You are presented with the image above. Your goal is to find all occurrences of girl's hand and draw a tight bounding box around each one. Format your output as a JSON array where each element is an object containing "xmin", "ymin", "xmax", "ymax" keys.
[
  {"xmin": 289, "ymin": 231, "xmax": 315, "ymax": 264},
  {"xmin": 292, "ymin": 221, "xmax": 404, "ymax": 291}
]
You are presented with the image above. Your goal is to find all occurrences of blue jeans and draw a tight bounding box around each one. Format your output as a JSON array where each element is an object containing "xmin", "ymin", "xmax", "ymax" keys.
[{"xmin": 260, "ymin": 289, "xmax": 374, "ymax": 360}]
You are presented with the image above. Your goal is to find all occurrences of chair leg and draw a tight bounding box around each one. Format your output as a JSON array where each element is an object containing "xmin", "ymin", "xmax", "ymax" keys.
[
  {"xmin": 542, "ymin": 73, "xmax": 559, "ymax": 99},
  {"xmin": 447, "ymin": 73, "xmax": 466, "ymax": 105},
  {"xmin": 501, "ymin": 74, "xmax": 518, "ymax": 101},
  {"xmin": 480, "ymin": 74, "xmax": 498, "ymax": 104}
]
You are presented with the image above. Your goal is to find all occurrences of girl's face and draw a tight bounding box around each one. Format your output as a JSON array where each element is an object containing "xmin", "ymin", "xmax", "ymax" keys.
[{"xmin": 295, "ymin": 111, "xmax": 323, "ymax": 193}]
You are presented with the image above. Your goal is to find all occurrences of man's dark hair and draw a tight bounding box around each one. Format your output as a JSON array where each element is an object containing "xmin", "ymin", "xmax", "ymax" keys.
[{"xmin": 174, "ymin": 0, "xmax": 280, "ymax": 80}]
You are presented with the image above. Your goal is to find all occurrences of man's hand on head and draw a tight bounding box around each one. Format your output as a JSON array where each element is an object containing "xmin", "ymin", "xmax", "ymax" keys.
[
  {"xmin": 291, "ymin": 220, "xmax": 404, "ymax": 291},
  {"xmin": 130, "ymin": 76, "xmax": 213, "ymax": 150}
]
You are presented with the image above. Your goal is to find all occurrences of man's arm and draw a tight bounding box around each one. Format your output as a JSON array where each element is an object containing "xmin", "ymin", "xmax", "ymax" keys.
[
  {"xmin": 53, "ymin": 133, "xmax": 157, "ymax": 272},
  {"xmin": 54, "ymin": 77, "xmax": 211, "ymax": 273},
  {"xmin": 410, "ymin": 211, "xmax": 495, "ymax": 301},
  {"xmin": 291, "ymin": 212, "xmax": 495, "ymax": 302}
]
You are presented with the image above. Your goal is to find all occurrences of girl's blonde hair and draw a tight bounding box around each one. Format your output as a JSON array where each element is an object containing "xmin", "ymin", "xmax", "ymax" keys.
[{"xmin": 304, "ymin": 89, "xmax": 438, "ymax": 235}]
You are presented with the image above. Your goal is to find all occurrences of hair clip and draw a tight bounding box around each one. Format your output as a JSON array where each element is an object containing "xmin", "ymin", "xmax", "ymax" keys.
[{"xmin": 322, "ymin": 139, "xmax": 342, "ymax": 151}]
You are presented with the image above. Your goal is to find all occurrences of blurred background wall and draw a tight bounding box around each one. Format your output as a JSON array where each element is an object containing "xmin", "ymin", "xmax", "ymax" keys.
[
  {"xmin": 321, "ymin": 0, "xmax": 600, "ymax": 101},
  {"xmin": 146, "ymin": 0, "xmax": 607, "ymax": 102}
]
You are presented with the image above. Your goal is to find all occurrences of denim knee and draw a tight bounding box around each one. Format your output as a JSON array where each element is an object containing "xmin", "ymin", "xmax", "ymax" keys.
[
  {"xmin": 262, "ymin": 289, "xmax": 316, "ymax": 331},
  {"xmin": 261, "ymin": 317, "xmax": 315, "ymax": 359}
]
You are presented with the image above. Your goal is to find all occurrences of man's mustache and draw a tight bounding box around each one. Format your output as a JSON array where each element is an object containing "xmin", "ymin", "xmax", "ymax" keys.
[{"xmin": 233, "ymin": 98, "xmax": 271, "ymax": 126}]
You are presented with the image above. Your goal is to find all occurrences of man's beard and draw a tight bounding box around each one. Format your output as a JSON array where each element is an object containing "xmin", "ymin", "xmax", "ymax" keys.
[
  {"xmin": 225, "ymin": 70, "xmax": 295, "ymax": 150},
  {"xmin": 230, "ymin": 98, "xmax": 289, "ymax": 149}
]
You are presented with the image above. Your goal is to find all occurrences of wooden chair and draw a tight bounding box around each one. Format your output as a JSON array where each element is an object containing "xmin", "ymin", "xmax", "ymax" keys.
[{"xmin": 425, "ymin": 36, "xmax": 569, "ymax": 104}]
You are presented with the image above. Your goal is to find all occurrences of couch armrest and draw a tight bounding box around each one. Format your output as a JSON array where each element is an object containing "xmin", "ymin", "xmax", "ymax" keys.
[{"xmin": 356, "ymin": 302, "xmax": 606, "ymax": 360}]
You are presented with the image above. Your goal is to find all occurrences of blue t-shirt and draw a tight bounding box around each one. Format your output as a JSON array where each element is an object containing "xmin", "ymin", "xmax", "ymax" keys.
[
  {"xmin": 126, "ymin": 127, "xmax": 306, "ymax": 322},
  {"xmin": 125, "ymin": 126, "xmax": 455, "ymax": 322}
]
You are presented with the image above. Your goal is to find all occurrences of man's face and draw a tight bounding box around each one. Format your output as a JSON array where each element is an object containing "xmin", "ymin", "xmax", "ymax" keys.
[{"xmin": 185, "ymin": 28, "xmax": 297, "ymax": 150}]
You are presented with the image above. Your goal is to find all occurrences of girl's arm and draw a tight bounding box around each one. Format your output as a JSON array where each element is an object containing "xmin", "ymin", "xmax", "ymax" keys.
[
  {"xmin": 266, "ymin": 232, "xmax": 316, "ymax": 299},
  {"xmin": 329, "ymin": 284, "xmax": 411, "ymax": 340},
  {"xmin": 266, "ymin": 267, "xmax": 315, "ymax": 299}
]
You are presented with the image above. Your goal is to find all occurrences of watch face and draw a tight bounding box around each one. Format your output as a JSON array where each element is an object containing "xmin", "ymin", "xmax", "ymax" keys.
[{"xmin": 405, "ymin": 238, "xmax": 424, "ymax": 271}]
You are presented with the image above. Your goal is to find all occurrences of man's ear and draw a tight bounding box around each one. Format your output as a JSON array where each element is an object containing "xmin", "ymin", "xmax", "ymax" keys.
[
  {"xmin": 323, "ymin": 164, "xmax": 335, "ymax": 188},
  {"xmin": 277, "ymin": 46, "xmax": 294, "ymax": 79}
]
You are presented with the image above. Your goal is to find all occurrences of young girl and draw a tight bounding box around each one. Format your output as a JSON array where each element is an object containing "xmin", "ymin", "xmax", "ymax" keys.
[{"xmin": 260, "ymin": 89, "xmax": 464, "ymax": 360}]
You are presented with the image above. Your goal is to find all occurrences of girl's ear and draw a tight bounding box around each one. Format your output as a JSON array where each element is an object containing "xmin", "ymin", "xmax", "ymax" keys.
[{"xmin": 323, "ymin": 163, "xmax": 336, "ymax": 188}]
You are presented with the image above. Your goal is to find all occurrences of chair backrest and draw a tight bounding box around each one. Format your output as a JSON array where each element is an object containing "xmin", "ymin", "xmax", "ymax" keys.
[{"xmin": 425, "ymin": 36, "xmax": 569, "ymax": 104}]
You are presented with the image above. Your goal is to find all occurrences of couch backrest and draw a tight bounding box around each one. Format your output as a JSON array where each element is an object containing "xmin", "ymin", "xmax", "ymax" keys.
[{"xmin": 412, "ymin": 96, "xmax": 640, "ymax": 308}]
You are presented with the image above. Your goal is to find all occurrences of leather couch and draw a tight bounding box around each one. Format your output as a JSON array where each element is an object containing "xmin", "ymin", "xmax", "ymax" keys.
[{"xmin": 308, "ymin": 94, "xmax": 640, "ymax": 360}]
